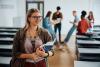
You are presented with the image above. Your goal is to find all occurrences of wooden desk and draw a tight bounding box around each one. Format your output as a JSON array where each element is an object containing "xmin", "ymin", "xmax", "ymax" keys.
[
  {"xmin": 0, "ymin": 29, "xmax": 18, "ymax": 33},
  {"xmin": 0, "ymin": 38, "xmax": 13, "ymax": 44},
  {"xmin": 0, "ymin": 33, "xmax": 15, "ymax": 38},
  {"xmin": 77, "ymin": 40, "xmax": 100, "ymax": 48}
]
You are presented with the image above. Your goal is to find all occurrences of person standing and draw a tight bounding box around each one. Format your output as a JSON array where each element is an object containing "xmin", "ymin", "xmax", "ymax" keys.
[
  {"xmin": 52, "ymin": 6, "xmax": 63, "ymax": 43},
  {"xmin": 64, "ymin": 10, "xmax": 79, "ymax": 43},
  {"xmin": 10, "ymin": 8, "xmax": 54, "ymax": 67},
  {"xmin": 43, "ymin": 11, "xmax": 56, "ymax": 40}
]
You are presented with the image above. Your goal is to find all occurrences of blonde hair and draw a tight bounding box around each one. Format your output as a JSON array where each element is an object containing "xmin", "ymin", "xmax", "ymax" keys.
[{"xmin": 24, "ymin": 8, "xmax": 40, "ymax": 32}]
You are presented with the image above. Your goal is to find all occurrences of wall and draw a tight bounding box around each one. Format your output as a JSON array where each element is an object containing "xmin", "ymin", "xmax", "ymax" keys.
[
  {"xmin": 0, "ymin": 0, "xmax": 17, "ymax": 27},
  {"xmin": 0, "ymin": 0, "xmax": 26, "ymax": 27},
  {"xmin": 14, "ymin": 0, "xmax": 26, "ymax": 27},
  {"xmin": 92, "ymin": 0, "xmax": 100, "ymax": 25}
]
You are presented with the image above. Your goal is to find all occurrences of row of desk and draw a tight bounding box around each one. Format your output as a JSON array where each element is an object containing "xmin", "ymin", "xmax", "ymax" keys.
[
  {"xmin": 0, "ymin": 27, "xmax": 20, "ymax": 67},
  {"xmin": 76, "ymin": 26, "xmax": 100, "ymax": 61}
]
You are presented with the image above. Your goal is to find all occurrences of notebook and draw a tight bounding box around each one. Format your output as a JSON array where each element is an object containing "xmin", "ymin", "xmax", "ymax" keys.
[{"xmin": 41, "ymin": 39, "xmax": 56, "ymax": 52}]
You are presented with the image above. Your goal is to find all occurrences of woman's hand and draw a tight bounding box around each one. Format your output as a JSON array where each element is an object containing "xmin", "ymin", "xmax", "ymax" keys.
[
  {"xmin": 29, "ymin": 53, "xmax": 39, "ymax": 61},
  {"xmin": 36, "ymin": 48, "xmax": 48, "ymax": 57}
]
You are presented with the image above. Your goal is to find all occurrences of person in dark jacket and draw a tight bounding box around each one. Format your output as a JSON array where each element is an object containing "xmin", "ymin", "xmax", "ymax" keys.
[
  {"xmin": 10, "ymin": 8, "xmax": 54, "ymax": 67},
  {"xmin": 52, "ymin": 6, "xmax": 63, "ymax": 43}
]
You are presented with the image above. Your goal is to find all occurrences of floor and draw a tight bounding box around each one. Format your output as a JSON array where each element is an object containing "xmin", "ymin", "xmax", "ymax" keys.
[
  {"xmin": 48, "ymin": 35, "xmax": 100, "ymax": 67},
  {"xmin": 48, "ymin": 35, "xmax": 76, "ymax": 67}
]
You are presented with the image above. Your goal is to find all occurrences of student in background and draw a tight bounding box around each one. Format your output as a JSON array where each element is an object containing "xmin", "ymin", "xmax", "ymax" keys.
[
  {"xmin": 43, "ymin": 11, "xmax": 56, "ymax": 40},
  {"xmin": 10, "ymin": 8, "xmax": 54, "ymax": 67},
  {"xmin": 64, "ymin": 10, "xmax": 79, "ymax": 43},
  {"xmin": 87, "ymin": 11, "xmax": 95, "ymax": 32},
  {"xmin": 77, "ymin": 10, "xmax": 90, "ymax": 35},
  {"xmin": 52, "ymin": 6, "xmax": 63, "ymax": 43}
]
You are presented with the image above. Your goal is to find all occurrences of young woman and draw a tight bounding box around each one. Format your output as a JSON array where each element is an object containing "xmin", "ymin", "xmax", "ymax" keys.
[
  {"xmin": 43, "ymin": 11, "xmax": 56, "ymax": 40},
  {"xmin": 10, "ymin": 8, "xmax": 54, "ymax": 67},
  {"xmin": 87, "ymin": 11, "xmax": 95, "ymax": 32}
]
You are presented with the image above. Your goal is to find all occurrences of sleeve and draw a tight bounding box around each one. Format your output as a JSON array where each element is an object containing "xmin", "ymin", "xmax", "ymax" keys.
[
  {"xmin": 52, "ymin": 13, "xmax": 56, "ymax": 20},
  {"xmin": 43, "ymin": 18, "xmax": 50, "ymax": 28},
  {"xmin": 77, "ymin": 21, "xmax": 81, "ymax": 32},
  {"xmin": 12, "ymin": 30, "xmax": 23, "ymax": 58},
  {"xmin": 60, "ymin": 12, "xmax": 63, "ymax": 19},
  {"xmin": 43, "ymin": 30, "xmax": 52, "ymax": 44}
]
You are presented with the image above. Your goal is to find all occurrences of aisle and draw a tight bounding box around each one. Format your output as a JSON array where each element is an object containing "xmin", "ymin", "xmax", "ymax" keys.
[{"xmin": 48, "ymin": 43, "xmax": 75, "ymax": 67}]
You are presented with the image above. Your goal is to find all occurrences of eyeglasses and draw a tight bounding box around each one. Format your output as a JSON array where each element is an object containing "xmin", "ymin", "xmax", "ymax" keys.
[{"xmin": 31, "ymin": 16, "xmax": 42, "ymax": 19}]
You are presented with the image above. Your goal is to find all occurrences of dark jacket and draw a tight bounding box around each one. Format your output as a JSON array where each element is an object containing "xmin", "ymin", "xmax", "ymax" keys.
[
  {"xmin": 52, "ymin": 12, "xmax": 63, "ymax": 20},
  {"xmin": 10, "ymin": 27, "xmax": 51, "ymax": 67}
]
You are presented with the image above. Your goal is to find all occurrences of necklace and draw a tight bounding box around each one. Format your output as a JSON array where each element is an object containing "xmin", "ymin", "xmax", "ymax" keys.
[{"xmin": 26, "ymin": 27, "xmax": 38, "ymax": 38}]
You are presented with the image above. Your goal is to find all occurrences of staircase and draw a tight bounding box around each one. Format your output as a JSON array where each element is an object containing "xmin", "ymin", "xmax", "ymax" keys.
[{"xmin": 76, "ymin": 25, "xmax": 100, "ymax": 61}]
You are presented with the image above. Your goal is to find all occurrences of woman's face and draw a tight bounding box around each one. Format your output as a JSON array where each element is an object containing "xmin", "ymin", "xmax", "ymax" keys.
[
  {"xmin": 89, "ymin": 12, "xmax": 92, "ymax": 16},
  {"xmin": 29, "ymin": 12, "xmax": 42, "ymax": 26},
  {"xmin": 73, "ymin": 12, "xmax": 76, "ymax": 16}
]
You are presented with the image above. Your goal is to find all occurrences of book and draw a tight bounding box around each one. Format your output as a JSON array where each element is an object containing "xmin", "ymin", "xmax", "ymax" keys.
[{"xmin": 41, "ymin": 39, "xmax": 56, "ymax": 52}]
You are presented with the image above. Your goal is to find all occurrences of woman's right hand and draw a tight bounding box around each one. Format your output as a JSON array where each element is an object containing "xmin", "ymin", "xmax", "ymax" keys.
[
  {"xmin": 29, "ymin": 53, "xmax": 39, "ymax": 61},
  {"xmin": 36, "ymin": 48, "xmax": 45, "ymax": 57},
  {"xmin": 29, "ymin": 47, "xmax": 45, "ymax": 60}
]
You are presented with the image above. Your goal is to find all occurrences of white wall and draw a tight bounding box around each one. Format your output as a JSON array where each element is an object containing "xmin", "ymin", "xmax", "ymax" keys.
[
  {"xmin": 44, "ymin": 0, "xmax": 100, "ymax": 35},
  {"xmin": 0, "ymin": 0, "xmax": 17, "ymax": 27},
  {"xmin": 14, "ymin": 0, "xmax": 26, "ymax": 27},
  {"xmin": 0, "ymin": 0, "xmax": 26, "ymax": 27},
  {"xmin": 92, "ymin": 0, "xmax": 100, "ymax": 25}
]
